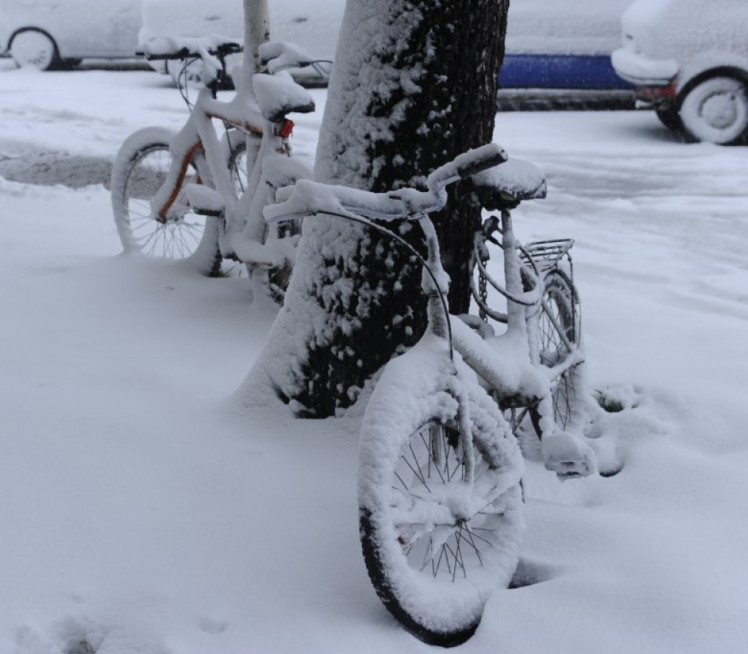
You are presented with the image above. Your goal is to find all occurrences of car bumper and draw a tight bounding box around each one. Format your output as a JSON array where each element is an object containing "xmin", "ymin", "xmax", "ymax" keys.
[{"xmin": 611, "ymin": 47, "xmax": 679, "ymax": 87}]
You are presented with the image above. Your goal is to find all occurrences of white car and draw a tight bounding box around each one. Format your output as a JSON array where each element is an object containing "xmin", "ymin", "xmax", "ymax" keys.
[
  {"xmin": 612, "ymin": 0, "xmax": 748, "ymax": 144},
  {"xmin": 0, "ymin": 0, "xmax": 141, "ymax": 70},
  {"xmin": 140, "ymin": 0, "xmax": 633, "ymax": 92}
]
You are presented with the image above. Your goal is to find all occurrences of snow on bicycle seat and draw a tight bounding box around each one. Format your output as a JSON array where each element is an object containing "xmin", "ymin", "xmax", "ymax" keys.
[
  {"xmin": 253, "ymin": 71, "xmax": 315, "ymax": 123},
  {"xmin": 471, "ymin": 157, "xmax": 547, "ymax": 209},
  {"xmin": 259, "ymin": 41, "xmax": 322, "ymax": 74}
]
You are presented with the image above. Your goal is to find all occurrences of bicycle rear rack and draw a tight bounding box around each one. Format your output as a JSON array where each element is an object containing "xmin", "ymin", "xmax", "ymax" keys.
[
  {"xmin": 473, "ymin": 237, "xmax": 575, "ymax": 324},
  {"xmin": 520, "ymin": 238, "xmax": 574, "ymax": 272}
]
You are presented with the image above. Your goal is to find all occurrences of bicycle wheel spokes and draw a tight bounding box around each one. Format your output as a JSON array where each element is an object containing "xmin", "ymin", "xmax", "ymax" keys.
[
  {"xmin": 392, "ymin": 420, "xmax": 505, "ymax": 581},
  {"xmin": 123, "ymin": 146, "xmax": 208, "ymax": 259},
  {"xmin": 229, "ymin": 141, "xmax": 248, "ymax": 195},
  {"xmin": 538, "ymin": 291, "xmax": 571, "ymax": 367},
  {"xmin": 537, "ymin": 270, "xmax": 580, "ymax": 430}
]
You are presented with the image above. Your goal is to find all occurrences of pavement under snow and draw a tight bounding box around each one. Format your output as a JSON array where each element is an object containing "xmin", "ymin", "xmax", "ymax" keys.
[{"xmin": 1, "ymin": 59, "xmax": 747, "ymax": 654}]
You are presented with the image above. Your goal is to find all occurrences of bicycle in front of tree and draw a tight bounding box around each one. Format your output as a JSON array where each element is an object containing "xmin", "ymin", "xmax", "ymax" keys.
[
  {"xmin": 111, "ymin": 37, "xmax": 327, "ymax": 300},
  {"xmin": 266, "ymin": 143, "xmax": 597, "ymax": 647}
]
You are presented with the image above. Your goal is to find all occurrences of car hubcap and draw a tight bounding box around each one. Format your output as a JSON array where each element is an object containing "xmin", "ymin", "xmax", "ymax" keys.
[
  {"xmin": 701, "ymin": 92, "xmax": 739, "ymax": 129},
  {"xmin": 12, "ymin": 32, "xmax": 55, "ymax": 70}
]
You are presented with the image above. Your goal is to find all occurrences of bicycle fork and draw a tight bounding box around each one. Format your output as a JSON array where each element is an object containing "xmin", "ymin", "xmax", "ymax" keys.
[{"xmin": 418, "ymin": 215, "xmax": 477, "ymax": 487}]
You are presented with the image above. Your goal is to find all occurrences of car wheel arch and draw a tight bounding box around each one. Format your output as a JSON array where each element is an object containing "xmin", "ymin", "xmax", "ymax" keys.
[
  {"xmin": 8, "ymin": 27, "xmax": 60, "ymax": 67},
  {"xmin": 676, "ymin": 66, "xmax": 748, "ymax": 101}
]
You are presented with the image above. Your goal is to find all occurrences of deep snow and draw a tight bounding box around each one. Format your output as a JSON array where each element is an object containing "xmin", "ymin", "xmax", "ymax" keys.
[{"xmin": 1, "ymin": 56, "xmax": 748, "ymax": 654}]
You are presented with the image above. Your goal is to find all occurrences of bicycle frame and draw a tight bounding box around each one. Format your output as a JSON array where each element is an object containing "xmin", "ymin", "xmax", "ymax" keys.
[
  {"xmin": 271, "ymin": 144, "xmax": 596, "ymax": 643},
  {"xmin": 138, "ymin": 37, "xmax": 318, "ymax": 272},
  {"xmin": 151, "ymin": 82, "xmax": 283, "ymax": 265},
  {"xmin": 267, "ymin": 144, "xmax": 594, "ymax": 477}
]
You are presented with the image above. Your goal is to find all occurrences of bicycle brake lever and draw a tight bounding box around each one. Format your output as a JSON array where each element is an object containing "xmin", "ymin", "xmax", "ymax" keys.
[{"xmin": 482, "ymin": 215, "xmax": 501, "ymax": 238}]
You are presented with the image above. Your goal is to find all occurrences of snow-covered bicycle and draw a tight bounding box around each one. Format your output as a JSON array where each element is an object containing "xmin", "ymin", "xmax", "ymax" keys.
[
  {"xmin": 110, "ymin": 37, "xmax": 323, "ymax": 298},
  {"xmin": 266, "ymin": 143, "xmax": 596, "ymax": 646}
]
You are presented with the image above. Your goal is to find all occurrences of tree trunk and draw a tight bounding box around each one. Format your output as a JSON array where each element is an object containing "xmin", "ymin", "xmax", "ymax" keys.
[{"xmin": 240, "ymin": 0, "xmax": 510, "ymax": 417}]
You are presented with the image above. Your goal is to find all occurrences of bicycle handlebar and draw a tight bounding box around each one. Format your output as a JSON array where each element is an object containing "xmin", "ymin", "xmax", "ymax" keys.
[
  {"xmin": 264, "ymin": 143, "xmax": 509, "ymax": 225},
  {"xmin": 137, "ymin": 38, "xmax": 242, "ymax": 62},
  {"xmin": 426, "ymin": 143, "xmax": 508, "ymax": 191}
]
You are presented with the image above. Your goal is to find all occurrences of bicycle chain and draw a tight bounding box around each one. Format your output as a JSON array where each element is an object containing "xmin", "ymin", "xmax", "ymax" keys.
[{"xmin": 479, "ymin": 265, "xmax": 488, "ymax": 322}]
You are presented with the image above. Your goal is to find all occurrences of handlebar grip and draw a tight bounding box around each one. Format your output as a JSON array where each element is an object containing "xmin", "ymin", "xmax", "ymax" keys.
[
  {"xmin": 137, "ymin": 40, "xmax": 242, "ymax": 62},
  {"xmin": 427, "ymin": 143, "xmax": 508, "ymax": 191},
  {"xmin": 454, "ymin": 143, "xmax": 508, "ymax": 179},
  {"xmin": 137, "ymin": 48, "xmax": 193, "ymax": 61}
]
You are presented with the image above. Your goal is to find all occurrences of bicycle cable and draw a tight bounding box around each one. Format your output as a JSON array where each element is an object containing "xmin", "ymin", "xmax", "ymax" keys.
[
  {"xmin": 301, "ymin": 209, "xmax": 455, "ymax": 361},
  {"xmin": 177, "ymin": 56, "xmax": 203, "ymax": 110}
]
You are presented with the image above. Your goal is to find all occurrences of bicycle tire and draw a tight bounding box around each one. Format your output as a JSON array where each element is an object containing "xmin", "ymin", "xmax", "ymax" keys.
[
  {"xmin": 111, "ymin": 126, "xmax": 221, "ymax": 275},
  {"xmin": 536, "ymin": 268, "xmax": 582, "ymax": 431},
  {"xmin": 224, "ymin": 128, "xmax": 257, "ymax": 196},
  {"xmin": 358, "ymin": 347, "xmax": 524, "ymax": 646}
]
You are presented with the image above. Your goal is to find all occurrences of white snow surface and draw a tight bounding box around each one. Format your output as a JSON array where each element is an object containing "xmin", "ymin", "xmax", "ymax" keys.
[{"xmin": 2, "ymin": 57, "xmax": 748, "ymax": 653}]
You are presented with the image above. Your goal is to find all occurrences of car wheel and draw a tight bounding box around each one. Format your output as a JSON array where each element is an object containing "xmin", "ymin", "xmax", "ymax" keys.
[
  {"xmin": 678, "ymin": 75, "xmax": 748, "ymax": 145},
  {"xmin": 10, "ymin": 29, "xmax": 59, "ymax": 71}
]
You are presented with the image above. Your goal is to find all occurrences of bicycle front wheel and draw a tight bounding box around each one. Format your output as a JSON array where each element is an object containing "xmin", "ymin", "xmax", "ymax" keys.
[
  {"xmin": 111, "ymin": 126, "xmax": 220, "ymax": 275},
  {"xmin": 358, "ymin": 348, "xmax": 524, "ymax": 646}
]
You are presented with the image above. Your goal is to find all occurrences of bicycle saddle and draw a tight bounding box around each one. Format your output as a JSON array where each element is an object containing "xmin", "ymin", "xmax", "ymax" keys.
[
  {"xmin": 471, "ymin": 157, "xmax": 547, "ymax": 209},
  {"xmin": 253, "ymin": 72, "xmax": 315, "ymax": 123}
]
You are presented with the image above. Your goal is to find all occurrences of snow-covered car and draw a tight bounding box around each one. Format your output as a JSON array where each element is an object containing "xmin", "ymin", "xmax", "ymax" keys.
[
  {"xmin": 139, "ymin": 0, "xmax": 340, "ymax": 85},
  {"xmin": 612, "ymin": 0, "xmax": 748, "ymax": 144},
  {"xmin": 0, "ymin": 0, "xmax": 141, "ymax": 70},
  {"xmin": 502, "ymin": 0, "xmax": 632, "ymax": 91},
  {"xmin": 139, "ymin": 0, "xmax": 631, "ymax": 92}
]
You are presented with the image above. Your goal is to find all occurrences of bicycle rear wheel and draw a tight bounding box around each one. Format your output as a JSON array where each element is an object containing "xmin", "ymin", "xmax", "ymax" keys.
[
  {"xmin": 111, "ymin": 126, "xmax": 220, "ymax": 275},
  {"xmin": 358, "ymin": 347, "xmax": 524, "ymax": 646},
  {"xmin": 537, "ymin": 269, "xmax": 582, "ymax": 430}
]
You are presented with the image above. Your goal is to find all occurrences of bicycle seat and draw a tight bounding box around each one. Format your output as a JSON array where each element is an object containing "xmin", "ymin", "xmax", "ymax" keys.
[
  {"xmin": 253, "ymin": 72, "xmax": 315, "ymax": 123},
  {"xmin": 471, "ymin": 158, "xmax": 547, "ymax": 210}
]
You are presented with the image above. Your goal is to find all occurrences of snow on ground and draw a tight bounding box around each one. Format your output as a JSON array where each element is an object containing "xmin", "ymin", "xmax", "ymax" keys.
[{"xmin": 1, "ymin": 60, "xmax": 748, "ymax": 654}]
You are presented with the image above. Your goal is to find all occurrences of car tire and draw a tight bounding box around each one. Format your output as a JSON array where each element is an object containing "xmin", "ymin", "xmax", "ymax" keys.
[
  {"xmin": 655, "ymin": 104, "xmax": 682, "ymax": 131},
  {"xmin": 60, "ymin": 58, "xmax": 83, "ymax": 70},
  {"xmin": 9, "ymin": 29, "xmax": 59, "ymax": 71},
  {"xmin": 677, "ymin": 75, "xmax": 748, "ymax": 145}
]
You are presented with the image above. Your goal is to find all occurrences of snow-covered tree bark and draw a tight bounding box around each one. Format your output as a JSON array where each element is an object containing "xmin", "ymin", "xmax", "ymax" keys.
[{"xmin": 241, "ymin": 0, "xmax": 509, "ymax": 417}]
